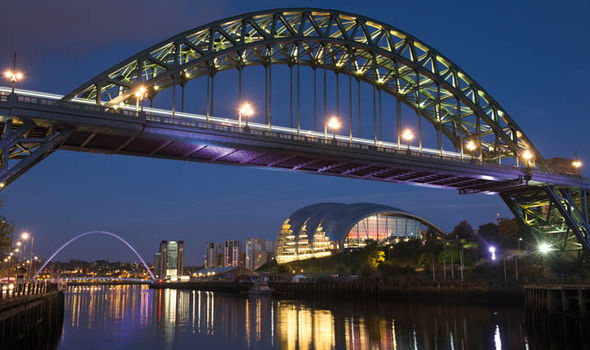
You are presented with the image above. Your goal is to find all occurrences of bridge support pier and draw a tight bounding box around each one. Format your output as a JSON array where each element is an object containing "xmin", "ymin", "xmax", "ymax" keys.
[
  {"xmin": 501, "ymin": 185, "xmax": 590, "ymax": 260},
  {"xmin": 0, "ymin": 116, "xmax": 72, "ymax": 188}
]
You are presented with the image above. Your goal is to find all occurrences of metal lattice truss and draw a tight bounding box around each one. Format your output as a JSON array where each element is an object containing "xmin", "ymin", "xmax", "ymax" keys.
[
  {"xmin": 0, "ymin": 119, "xmax": 72, "ymax": 187},
  {"xmin": 501, "ymin": 186, "xmax": 590, "ymax": 258},
  {"xmin": 63, "ymin": 8, "xmax": 546, "ymax": 170}
]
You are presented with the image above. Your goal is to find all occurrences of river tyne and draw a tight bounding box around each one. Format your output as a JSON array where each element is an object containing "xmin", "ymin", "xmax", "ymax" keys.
[{"xmin": 54, "ymin": 285, "xmax": 585, "ymax": 350}]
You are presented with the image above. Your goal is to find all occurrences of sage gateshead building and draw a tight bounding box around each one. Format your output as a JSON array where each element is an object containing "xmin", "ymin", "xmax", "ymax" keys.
[{"xmin": 276, "ymin": 203, "xmax": 443, "ymax": 264}]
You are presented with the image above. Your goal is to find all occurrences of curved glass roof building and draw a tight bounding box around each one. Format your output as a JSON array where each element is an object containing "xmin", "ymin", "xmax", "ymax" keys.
[{"xmin": 276, "ymin": 203, "xmax": 443, "ymax": 263}]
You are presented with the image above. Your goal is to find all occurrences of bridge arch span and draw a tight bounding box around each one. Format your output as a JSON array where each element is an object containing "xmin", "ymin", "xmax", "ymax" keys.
[
  {"xmin": 64, "ymin": 8, "xmax": 546, "ymax": 169},
  {"xmin": 32, "ymin": 231, "xmax": 155, "ymax": 281}
]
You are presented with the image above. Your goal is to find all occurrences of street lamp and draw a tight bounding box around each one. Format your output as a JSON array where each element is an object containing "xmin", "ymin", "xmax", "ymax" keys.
[
  {"xmin": 402, "ymin": 128, "xmax": 414, "ymax": 151},
  {"xmin": 3, "ymin": 53, "xmax": 24, "ymax": 94},
  {"xmin": 327, "ymin": 116, "xmax": 341, "ymax": 141},
  {"xmin": 20, "ymin": 232, "xmax": 33, "ymax": 278},
  {"xmin": 488, "ymin": 246, "xmax": 497, "ymax": 261},
  {"xmin": 573, "ymin": 159, "xmax": 582, "ymax": 169},
  {"xmin": 134, "ymin": 86, "xmax": 147, "ymax": 113},
  {"xmin": 466, "ymin": 140, "xmax": 477, "ymax": 152},
  {"xmin": 538, "ymin": 242, "xmax": 552, "ymax": 255},
  {"xmin": 522, "ymin": 149, "xmax": 533, "ymax": 166},
  {"xmin": 239, "ymin": 102, "xmax": 254, "ymax": 128}
]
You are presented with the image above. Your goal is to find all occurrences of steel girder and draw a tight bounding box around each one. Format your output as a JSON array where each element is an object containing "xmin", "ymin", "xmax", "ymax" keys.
[
  {"xmin": 501, "ymin": 186, "xmax": 590, "ymax": 260},
  {"xmin": 0, "ymin": 117, "xmax": 72, "ymax": 188},
  {"xmin": 62, "ymin": 8, "xmax": 546, "ymax": 170}
]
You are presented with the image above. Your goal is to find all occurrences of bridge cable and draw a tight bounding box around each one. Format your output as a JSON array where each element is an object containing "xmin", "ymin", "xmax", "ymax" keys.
[
  {"xmin": 372, "ymin": 84, "xmax": 377, "ymax": 145},
  {"xmin": 297, "ymin": 61, "xmax": 300, "ymax": 134},
  {"xmin": 379, "ymin": 88, "xmax": 383, "ymax": 142},
  {"xmin": 348, "ymin": 74, "xmax": 352, "ymax": 142},
  {"xmin": 206, "ymin": 74, "xmax": 210, "ymax": 121},
  {"xmin": 313, "ymin": 67, "xmax": 317, "ymax": 131},
  {"xmin": 336, "ymin": 72, "xmax": 340, "ymax": 128},
  {"xmin": 181, "ymin": 85, "xmax": 185, "ymax": 113},
  {"xmin": 417, "ymin": 70, "xmax": 422, "ymax": 152},
  {"xmin": 268, "ymin": 64, "xmax": 272, "ymax": 131},
  {"xmin": 210, "ymin": 73, "xmax": 215, "ymax": 116},
  {"xmin": 238, "ymin": 68, "xmax": 242, "ymax": 127},
  {"xmin": 396, "ymin": 94, "xmax": 401, "ymax": 150},
  {"xmin": 323, "ymin": 67, "xmax": 327, "ymax": 141},
  {"xmin": 437, "ymin": 84, "xmax": 443, "ymax": 156},
  {"xmin": 172, "ymin": 84, "xmax": 176, "ymax": 120},
  {"xmin": 357, "ymin": 78, "xmax": 361, "ymax": 137},
  {"xmin": 289, "ymin": 64, "xmax": 293, "ymax": 128},
  {"xmin": 264, "ymin": 65, "xmax": 268, "ymax": 124}
]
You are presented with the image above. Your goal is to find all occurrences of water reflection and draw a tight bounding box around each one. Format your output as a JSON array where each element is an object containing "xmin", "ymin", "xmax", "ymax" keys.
[{"xmin": 59, "ymin": 285, "xmax": 581, "ymax": 350}]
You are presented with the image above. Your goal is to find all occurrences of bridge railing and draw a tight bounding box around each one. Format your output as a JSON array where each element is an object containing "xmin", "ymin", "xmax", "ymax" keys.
[{"xmin": 0, "ymin": 281, "xmax": 58, "ymax": 300}]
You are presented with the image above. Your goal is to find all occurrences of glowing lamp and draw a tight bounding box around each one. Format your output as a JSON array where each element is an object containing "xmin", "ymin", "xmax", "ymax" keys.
[
  {"xmin": 402, "ymin": 128, "xmax": 414, "ymax": 142},
  {"xmin": 538, "ymin": 242, "xmax": 552, "ymax": 255},
  {"xmin": 327, "ymin": 116, "xmax": 341, "ymax": 131}
]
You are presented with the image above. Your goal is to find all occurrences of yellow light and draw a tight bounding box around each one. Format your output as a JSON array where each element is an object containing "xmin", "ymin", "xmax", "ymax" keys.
[
  {"xmin": 239, "ymin": 102, "xmax": 254, "ymax": 117},
  {"xmin": 573, "ymin": 160, "xmax": 582, "ymax": 169},
  {"xmin": 402, "ymin": 128, "xmax": 414, "ymax": 142},
  {"xmin": 16, "ymin": 241, "xmax": 21, "ymax": 246},
  {"xmin": 3, "ymin": 70, "xmax": 11, "ymax": 79},
  {"xmin": 134, "ymin": 86, "xmax": 147, "ymax": 98},
  {"xmin": 327, "ymin": 116, "xmax": 341, "ymax": 131},
  {"xmin": 21, "ymin": 232, "xmax": 29, "ymax": 240},
  {"xmin": 14, "ymin": 248, "xmax": 19, "ymax": 252},
  {"xmin": 15, "ymin": 72, "xmax": 23, "ymax": 80},
  {"xmin": 522, "ymin": 150, "xmax": 533, "ymax": 161},
  {"xmin": 466, "ymin": 140, "xmax": 477, "ymax": 151}
]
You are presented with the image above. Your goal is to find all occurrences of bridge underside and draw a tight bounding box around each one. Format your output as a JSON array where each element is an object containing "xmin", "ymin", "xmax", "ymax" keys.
[{"xmin": 1, "ymin": 93, "xmax": 589, "ymax": 258}]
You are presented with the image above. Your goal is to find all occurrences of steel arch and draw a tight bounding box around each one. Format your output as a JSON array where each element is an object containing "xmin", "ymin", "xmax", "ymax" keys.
[
  {"xmin": 63, "ymin": 8, "xmax": 546, "ymax": 170},
  {"xmin": 32, "ymin": 231, "xmax": 155, "ymax": 281}
]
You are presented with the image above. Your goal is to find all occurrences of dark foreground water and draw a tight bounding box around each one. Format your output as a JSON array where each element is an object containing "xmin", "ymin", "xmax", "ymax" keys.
[{"xmin": 55, "ymin": 285, "xmax": 578, "ymax": 350}]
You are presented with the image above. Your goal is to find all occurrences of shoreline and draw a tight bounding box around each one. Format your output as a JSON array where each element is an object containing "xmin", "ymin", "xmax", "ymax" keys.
[{"xmin": 149, "ymin": 280, "xmax": 524, "ymax": 306}]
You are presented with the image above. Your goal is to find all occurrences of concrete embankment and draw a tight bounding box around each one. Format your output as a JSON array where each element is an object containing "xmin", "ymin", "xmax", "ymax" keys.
[
  {"xmin": 149, "ymin": 279, "xmax": 523, "ymax": 304},
  {"xmin": 0, "ymin": 286, "xmax": 64, "ymax": 350},
  {"xmin": 271, "ymin": 280, "xmax": 524, "ymax": 305}
]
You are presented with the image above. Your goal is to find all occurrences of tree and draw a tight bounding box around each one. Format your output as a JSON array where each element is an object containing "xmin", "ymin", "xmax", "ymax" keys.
[
  {"xmin": 451, "ymin": 221, "xmax": 474, "ymax": 241},
  {"xmin": 361, "ymin": 240, "xmax": 385, "ymax": 270},
  {"xmin": 0, "ymin": 200, "xmax": 13, "ymax": 254},
  {"xmin": 498, "ymin": 218, "xmax": 520, "ymax": 248}
]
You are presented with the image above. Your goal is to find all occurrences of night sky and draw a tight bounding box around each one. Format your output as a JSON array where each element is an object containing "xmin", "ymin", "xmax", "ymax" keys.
[{"xmin": 1, "ymin": 0, "xmax": 588, "ymax": 265}]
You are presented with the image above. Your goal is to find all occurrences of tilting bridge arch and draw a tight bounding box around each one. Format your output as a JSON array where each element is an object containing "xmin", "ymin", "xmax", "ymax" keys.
[
  {"xmin": 32, "ymin": 231, "xmax": 155, "ymax": 281},
  {"xmin": 0, "ymin": 8, "xmax": 588, "ymax": 259}
]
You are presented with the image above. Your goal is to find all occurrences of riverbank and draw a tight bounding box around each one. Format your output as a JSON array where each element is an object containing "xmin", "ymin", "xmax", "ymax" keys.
[
  {"xmin": 0, "ymin": 287, "xmax": 64, "ymax": 349},
  {"xmin": 150, "ymin": 279, "xmax": 524, "ymax": 305}
]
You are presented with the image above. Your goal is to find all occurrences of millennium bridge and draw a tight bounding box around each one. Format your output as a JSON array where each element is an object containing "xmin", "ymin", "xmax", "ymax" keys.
[{"xmin": 0, "ymin": 9, "xmax": 588, "ymax": 259}]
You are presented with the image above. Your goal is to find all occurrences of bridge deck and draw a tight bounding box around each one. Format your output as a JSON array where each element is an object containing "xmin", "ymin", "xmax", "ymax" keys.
[{"xmin": 1, "ymin": 88, "xmax": 588, "ymax": 193}]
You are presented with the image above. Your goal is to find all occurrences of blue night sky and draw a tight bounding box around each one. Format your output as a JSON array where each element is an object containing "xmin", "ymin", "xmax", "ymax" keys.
[{"xmin": 0, "ymin": 0, "xmax": 588, "ymax": 265}]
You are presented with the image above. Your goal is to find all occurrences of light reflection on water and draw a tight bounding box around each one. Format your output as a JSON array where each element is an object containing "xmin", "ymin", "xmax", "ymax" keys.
[{"xmin": 58, "ymin": 285, "xmax": 534, "ymax": 350}]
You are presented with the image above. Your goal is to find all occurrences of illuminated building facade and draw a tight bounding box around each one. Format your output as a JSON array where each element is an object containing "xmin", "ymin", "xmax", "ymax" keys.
[
  {"xmin": 224, "ymin": 240, "xmax": 242, "ymax": 267},
  {"xmin": 155, "ymin": 240, "xmax": 185, "ymax": 278},
  {"xmin": 276, "ymin": 203, "xmax": 443, "ymax": 263}
]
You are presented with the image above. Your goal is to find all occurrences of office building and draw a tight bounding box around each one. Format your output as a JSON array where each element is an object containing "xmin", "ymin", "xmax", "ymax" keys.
[
  {"xmin": 205, "ymin": 242, "xmax": 224, "ymax": 268},
  {"xmin": 154, "ymin": 240, "xmax": 184, "ymax": 278},
  {"xmin": 224, "ymin": 240, "xmax": 242, "ymax": 267}
]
